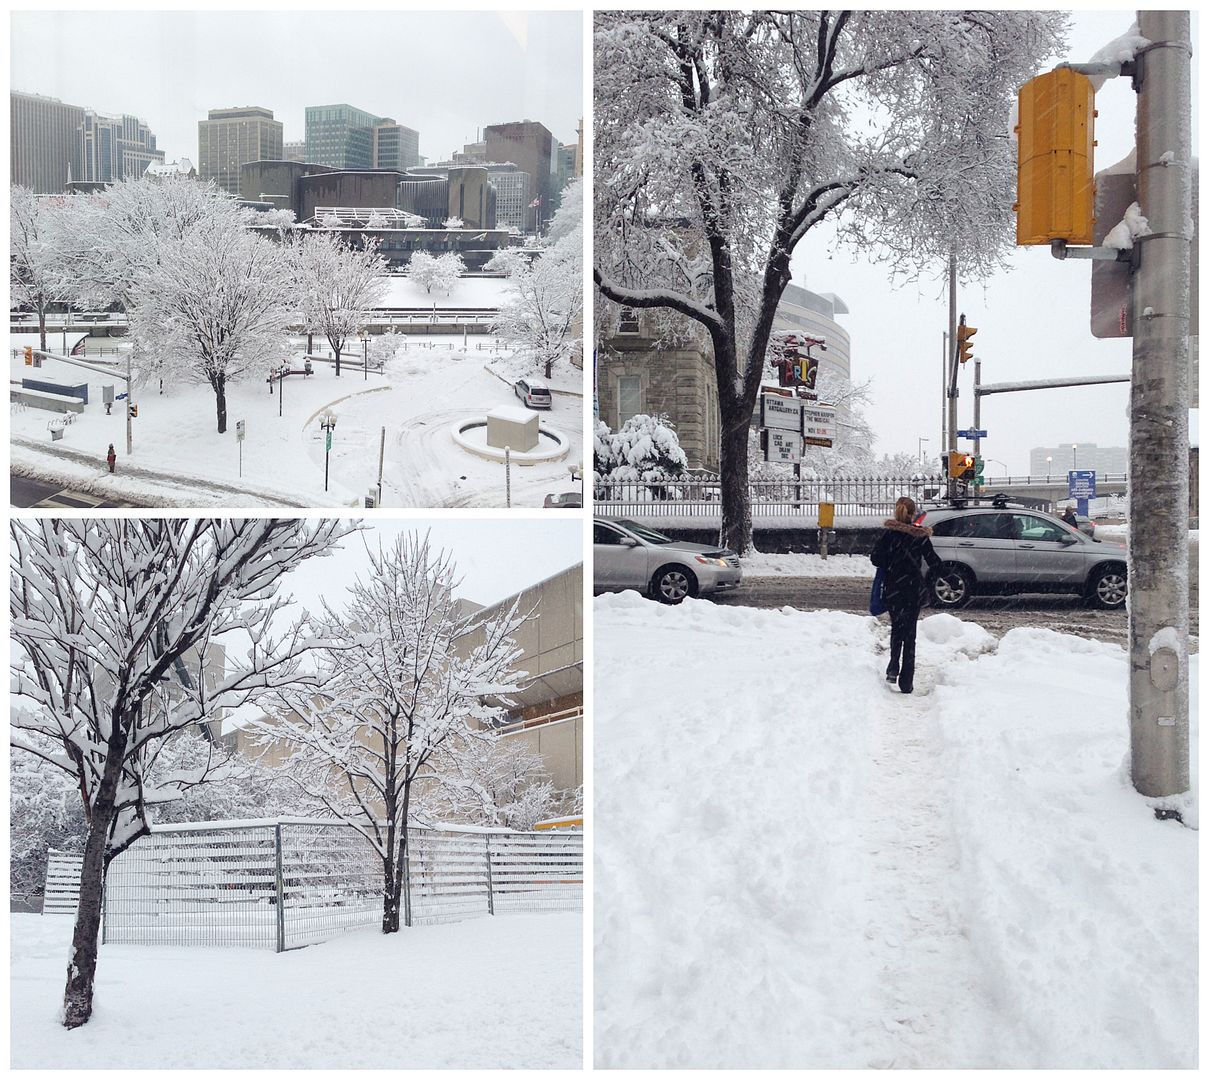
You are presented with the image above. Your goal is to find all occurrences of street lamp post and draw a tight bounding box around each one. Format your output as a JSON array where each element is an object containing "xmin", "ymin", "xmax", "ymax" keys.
[
  {"xmin": 320, "ymin": 412, "xmax": 338, "ymax": 493},
  {"xmin": 1071, "ymin": 443, "xmax": 1078, "ymax": 472},
  {"xmin": 361, "ymin": 333, "xmax": 369, "ymax": 382},
  {"xmin": 1046, "ymin": 455, "xmax": 1053, "ymax": 481},
  {"xmin": 918, "ymin": 436, "xmax": 929, "ymax": 466},
  {"xmin": 278, "ymin": 361, "xmax": 288, "ymax": 418}
]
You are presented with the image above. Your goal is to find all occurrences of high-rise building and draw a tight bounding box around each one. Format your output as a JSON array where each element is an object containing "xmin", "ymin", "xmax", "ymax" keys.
[
  {"xmin": 484, "ymin": 163, "xmax": 531, "ymax": 232},
  {"xmin": 78, "ymin": 111, "xmax": 164, "ymax": 184},
  {"xmin": 305, "ymin": 103, "xmax": 380, "ymax": 170},
  {"xmin": 372, "ymin": 120, "xmax": 420, "ymax": 172},
  {"xmin": 282, "ymin": 140, "xmax": 307, "ymax": 162},
  {"xmin": 11, "ymin": 90, "xmax": 86, "ymax": 193},
  {"xmin": 484, "ymin": 120, "xmax": 555, "ymax": 228},
  {"xmin": 198, "ymin": 106, "xmax": 283, "ymax": 194}
]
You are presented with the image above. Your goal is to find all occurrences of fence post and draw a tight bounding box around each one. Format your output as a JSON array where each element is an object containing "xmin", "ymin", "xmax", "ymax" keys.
[
  {"xmin": 485, "ymin": 835, "xmax": 495, "ymax": 916},
  {"xmin": 274, "ymin": 823, "xmax": 285, "ymax": 953},
  {"xmin": 402, "ymin": 831, "xmax": 413, "ymax": 928}
]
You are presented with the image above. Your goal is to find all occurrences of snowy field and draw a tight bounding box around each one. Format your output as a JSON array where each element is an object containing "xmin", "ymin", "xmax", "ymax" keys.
[
  {"xmin": 377, "ymin": 274, "xmax": 513, "ymax": 308},
  {"xmin": 11, "ymin": 335, "xmax": 583, "ymax": 507},
  {"xmin": 11, "ymin": 911, "xmax": 581, "ymax": 1069},
  {"xmin": 594, "ymin": 593, "xmax": 1197, "ymax": 1069}
]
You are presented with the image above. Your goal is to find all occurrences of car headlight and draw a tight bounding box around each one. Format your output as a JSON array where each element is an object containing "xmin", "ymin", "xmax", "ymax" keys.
[{"xmin": 694, "ymin": 555, "xmax": 727, "ymax": 567}]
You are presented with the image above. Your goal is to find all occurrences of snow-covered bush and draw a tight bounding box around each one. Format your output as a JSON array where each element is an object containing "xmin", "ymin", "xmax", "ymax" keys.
[
  {"xmin": 408, "ymin": 250, "xmax": 465, "ymax": 295},
  {"xmin": 595, "ymin": 414, "xmax": 689, "ymax": 483},
  {"xmin": 443, "ymin": 216, "xmax": 465, "ymax": 230}
]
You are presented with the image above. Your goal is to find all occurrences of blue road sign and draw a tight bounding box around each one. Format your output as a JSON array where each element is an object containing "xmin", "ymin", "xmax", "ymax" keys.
[
  {"xmin": 1068, "ymin": 470, "xmax": 1096, "ymax": 499},
  {"xmin": 956, "ymin": 428, "xmax": 988, "ymax": 439}
]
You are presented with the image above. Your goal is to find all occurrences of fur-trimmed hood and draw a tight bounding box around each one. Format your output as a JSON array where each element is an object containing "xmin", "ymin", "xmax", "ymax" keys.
[{"xmin": 882, "ymin": 519, "xmax": 933, "ymax": 539}]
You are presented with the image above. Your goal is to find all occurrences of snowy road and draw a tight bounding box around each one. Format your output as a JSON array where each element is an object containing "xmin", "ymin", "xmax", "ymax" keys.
[{"xmin": 594, "ymin": 594, "xmax": 1197, "ymax": 1069}]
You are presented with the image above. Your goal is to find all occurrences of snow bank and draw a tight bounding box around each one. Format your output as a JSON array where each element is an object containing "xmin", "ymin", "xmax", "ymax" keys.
[
  {"xmin": 11, "ymin": 912, "xmax": 581, "ymax": 1068},
  {"xmin": 594, "ymin": 596, "xmax": 1197, "ymax": 1068},
  {"xmin": 743, "ymin": 551, "xmax": 875, "ymax": 579}
]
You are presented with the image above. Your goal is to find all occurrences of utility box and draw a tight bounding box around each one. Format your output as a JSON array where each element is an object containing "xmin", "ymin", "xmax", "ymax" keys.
[
  {"xmin": 819, "ymin": 501, "xmax": 835, "ymax": 529},
  {"xmin": 1015, "ymin": 68, "xmax": 1097, "ymax": 245},
  {"xmin": 486, "ymin": 406, "xmax": 539, "ymax": 453}
]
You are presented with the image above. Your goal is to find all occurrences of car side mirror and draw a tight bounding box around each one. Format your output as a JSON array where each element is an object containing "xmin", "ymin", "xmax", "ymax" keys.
[
  {"xmin": 621, "ymin": 537, "xmax": 640, "ymax": 547},
  {"xmin": 1059, "ymin": 533, "xmax": 1079, "ymax": 544}
]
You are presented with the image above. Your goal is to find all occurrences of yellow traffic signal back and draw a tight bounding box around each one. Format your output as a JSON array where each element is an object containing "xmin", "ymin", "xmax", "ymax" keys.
[
  {"xmin": 24, "ymin": 346, "xmax": 33, "ymax": 365},
  {"xmin": 1015, "ymin": 68, "xmax": 1097, "ymax": 245},
  {"xmin": 948, "ymin": 451, "xmax": 976, "ymax": 480},
  {"xmin": 957, "ymin": 323, "xmax": 977, "ymax": 364},
  {"xmin": 128, "ymin": 403, "xmax": 139, "ymax": 418}
]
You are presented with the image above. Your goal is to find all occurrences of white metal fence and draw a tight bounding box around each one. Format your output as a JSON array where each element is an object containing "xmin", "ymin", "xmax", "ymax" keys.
[{"xmin": 101, "ymin": 819, "xmax": 582, "ymax": 951}]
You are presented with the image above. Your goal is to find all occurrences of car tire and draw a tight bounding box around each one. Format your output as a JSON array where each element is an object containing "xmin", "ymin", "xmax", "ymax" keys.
[
  {"xmin": 1087, "ymin": 565, "xmax": 1128, "ymax": 609},
  {"xmin": 650, "ymin": 564, "xmax": 697, "ymax": 604},
  {"xmin": 929, "ymin": 564, "xmax": 974, "ymax": 609}
]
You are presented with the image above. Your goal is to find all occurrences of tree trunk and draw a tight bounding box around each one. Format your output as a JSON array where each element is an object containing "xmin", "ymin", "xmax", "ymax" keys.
[
  {"xmin": 214, "ymin": 373, "xmax": 227, "ymax": 434},
  {"xmin": 306, "ymin": 332, "xmax": 313, "ymax": 355},
  {"xmin": 62, "ymin": 750, "xmax": 124, "ymax": 1029},
  {"xmin": 718, "ymin": 412, "xmax": 753, "ymax": 555},
  {"xmin": 381, "ymin": 817, "xmax": 400, "ymax": 934},
  {"xmin": 545, "ymin": 356, "xmax": 553, "ymax": 380},
  {"xmin": 38, "ymin": 306, "xmax": 47, "ymax": 353},
  {"xmin": 333, "ymin": 345, "xmax": 341, "ymax": 377}
]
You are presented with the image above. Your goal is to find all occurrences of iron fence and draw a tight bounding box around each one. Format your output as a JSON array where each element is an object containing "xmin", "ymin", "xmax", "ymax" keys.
[{"xmin": 101, "ymin": 819, "xmax": 582, "ymax": 951}]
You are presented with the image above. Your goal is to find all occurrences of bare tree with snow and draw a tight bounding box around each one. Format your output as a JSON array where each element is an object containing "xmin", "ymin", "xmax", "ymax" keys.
[
  {"xmin": 408, "ymin": 250, "xmax": 465, "ymax": 295},
  {"xmin": 128, "ymin": 221, "xmax": 294, "ymax": 433},
  {"xmin": 10, "ymin": 186, "xmax": 69, "ymax": 352},
  {"xmin": 443, "ymin": 216, "xmax": 465, "ymax": 230},
  {"xmin": 10, "ymin": 518, "xmax": 351, "ymax": 1029},
  {"xmin": 291, "ymin": 232, "xmax": 388, "ymax": 377},
  {"xmin": 246, "ymin": 532, "xmax": 529, "ymax": 934},
  {"xmin": 594, "ymin": 11, "xmax": 1067, "ymax": 554},
  {"xmin": 489, "ymin": 179, "xmax": 584, "ymax": 379}
]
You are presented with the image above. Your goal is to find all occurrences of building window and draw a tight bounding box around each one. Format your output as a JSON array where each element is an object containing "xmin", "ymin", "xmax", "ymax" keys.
[
  {"xmin": 617, "ymin": 307, "xmax": 640, "ymax": 335},
  {"xmin": 618, "ymin": 376, "xmax": 642, "ymax": 426}
]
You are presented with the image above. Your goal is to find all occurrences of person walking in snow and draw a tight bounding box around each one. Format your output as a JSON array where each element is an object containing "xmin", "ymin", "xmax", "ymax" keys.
[
  {"xmin": 106, "ymin": 444, "xmax": 116, "ymax": 473},
  {"xmin": 1062, "ymin": 506, "xmax": 1078, "ymax": 528},
  {"xmin": 870, "ymin": 496, "xmax": 942, "ymax": 695}
]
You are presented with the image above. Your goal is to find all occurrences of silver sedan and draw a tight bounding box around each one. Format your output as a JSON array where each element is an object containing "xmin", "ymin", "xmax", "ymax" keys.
[{"xmin": 593, "ymin": 518, "xmax": 742, "ymax": 603}]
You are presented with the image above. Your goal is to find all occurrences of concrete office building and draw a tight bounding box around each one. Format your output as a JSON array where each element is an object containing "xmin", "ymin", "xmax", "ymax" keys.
[
  {"xmin": 198, "ymin": 106, "xmax": 283, "ymax": 194},
  {"xmin": 239, "ymin": 159, "xmax": 337, "ymax": 215},
  {"xmin": 12, "ymin": 91, "xmax": 86, "ymax": 192},
  {"xmin": 597, "ymin": 283, "xmax": 851, "ymax": 471},
  {"xmin": 282, "ymin": 140, "xmax": 307, "ymax": 163},
  {"xmin": 372, "ymin": 121, "xmax": 421, "ymax": 172},
  {"xmin": 305, "ymin": 103, "xmax": 379, "ymax": 170},
  {"xmin": 78, "ymin": 111, "xmax": 164, "ymax": 184},
  {"xmin": 398, "ymin": 166, "xmax": 497, "ymax": 231},
  {"xmin": 484, "ymin": 120, "xmax": 555, "ymax": 227}
]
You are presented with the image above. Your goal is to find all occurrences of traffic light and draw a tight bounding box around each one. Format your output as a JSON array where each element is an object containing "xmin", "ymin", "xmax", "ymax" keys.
[
  {"xmin": 24, "ymin": 346, "xmax": 33, "ymax": 366},
  {"xmin": 957, "ymin": 320, "xmax": 977, "ymax": 365},
  {"xmin": 948, "ymin": 451, "xmax": 976, "ymax": 480},
  {"xmin": 1014, "ymin": 68, "xmax": 1097, "ymax": 245},
  {"xmin": 128, "ymin": 403, "xmax": 138, "ymax": 418}
]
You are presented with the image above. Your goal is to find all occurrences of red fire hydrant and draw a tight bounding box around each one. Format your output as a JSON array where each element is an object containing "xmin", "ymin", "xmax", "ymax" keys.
[{"xmin": 106, "ymin": 444, "xmax": 116, "ymax": 473}]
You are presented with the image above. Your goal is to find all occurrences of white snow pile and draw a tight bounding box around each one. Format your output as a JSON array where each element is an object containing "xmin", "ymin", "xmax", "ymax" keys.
[
  {"xmin": 1086, "ymin": 23, "xmax": 1151, "ymax": 90},
  {"xmin": 1102, "ymin": 201, "xmax": 1152, "ymax": 250},
  {"xmin": 11, "ymin": 912, "xmax": 581, "ymax": 1069},
  {"xmin": 594, "ymin": 594, "xmax": 1197, "ymax": 1069},
  {"xmin": 741, "ymin": 550, "xmax": 876, "ymax": 579}
]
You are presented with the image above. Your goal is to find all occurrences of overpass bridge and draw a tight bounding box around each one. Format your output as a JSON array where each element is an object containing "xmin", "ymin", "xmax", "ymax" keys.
[{"xmin": 968, "ymin": 474, "xmax": 1128, "ymax": 508}]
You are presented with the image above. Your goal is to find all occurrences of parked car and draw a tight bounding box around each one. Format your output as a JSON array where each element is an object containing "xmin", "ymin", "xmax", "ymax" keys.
[
  {"xmin": 1074, "ymin": 513, "xmax": 1096, "ymax": 538},
  {"xmin": 916, "ymin": 501, "xmax": 1127, "ymax": 609},
  {"xmin": 543, "ymin": 491, "xmax": 583, "ymax": 508},
  {"xmin": 593, "ymin": 517, "xmax": 741, "ymax": 603},
  {"xmin": 514, "ymin": 377, "xmax": 552, "ymax": 409}
]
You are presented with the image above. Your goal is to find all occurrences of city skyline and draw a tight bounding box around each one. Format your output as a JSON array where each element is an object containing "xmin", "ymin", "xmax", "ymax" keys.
[{"xmin": 10, "ymin": 10, "xmax": 581, "ymax": 167}]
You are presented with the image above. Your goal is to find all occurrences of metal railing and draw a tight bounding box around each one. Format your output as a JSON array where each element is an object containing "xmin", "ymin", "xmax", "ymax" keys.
[
  {"xmin": 594, "ymin": 473, "xmax": 1130, "ymax": 519},
  {"xmin": 101, "ymin": 818, "xmax": 582, "ymax": 951}
]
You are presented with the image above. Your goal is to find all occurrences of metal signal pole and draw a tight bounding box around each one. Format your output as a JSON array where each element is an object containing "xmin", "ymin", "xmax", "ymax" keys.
[{"xmin": 1128, "ymin": 10, "xmax": 1192, "ymax": 801}]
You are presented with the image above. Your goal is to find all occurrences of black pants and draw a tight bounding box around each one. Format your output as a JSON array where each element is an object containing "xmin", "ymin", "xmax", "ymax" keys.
[{"xmin": 886, "ymin": 601, "xmax": 922, "ymax": 692}]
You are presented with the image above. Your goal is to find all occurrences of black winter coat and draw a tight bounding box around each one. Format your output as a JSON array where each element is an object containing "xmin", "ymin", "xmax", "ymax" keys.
[{"xmin": 870, "ymin": 520, "xmax": 943, "ymax": 610}]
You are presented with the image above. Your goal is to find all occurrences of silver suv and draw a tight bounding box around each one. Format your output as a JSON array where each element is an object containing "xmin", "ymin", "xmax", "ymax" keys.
[
  {"xmin": 593, "ymin": 518, "xmax": 742, "ymax": 603},
  {"xmin": 917, "ymin": 502, "xmax": 1127, "ymax": 609}
]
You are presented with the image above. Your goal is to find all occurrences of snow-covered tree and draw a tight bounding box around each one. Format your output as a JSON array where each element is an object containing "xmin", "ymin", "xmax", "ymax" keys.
[
  {"xmin": 292, "ymin": 232, "xmax": 388, "ymax": 377},
  {"xmin": 246, "ymin": 532, "xmax": 529, "ymax": 934},
  {"xmin": 489, "ymin": 179, "xmax": 583, "ymax": 378},
  {"xmin": 128, "ymin": 222, "xmax": 294, "ymax": 433},
  {"xmin": 56, "ymin": 175, "xmax": 249, "ymax": 313},
  {"xmin": 594, "ymin": 11, "xmax": 1067, "ymax": 554},
  {"xmin": 408, "ymin": 250, "xmax": 465, "ymax": 295},
  {"xmin": 364, "ymin": 209, "xmax": 390, "ymax": 230},
  {"xmin": 443, "ymin": 216, "xmax": 465, "ymax": 230},
  {"xmin": 10, "ymin": 518, "xmax": 350, "ymax": 1029},
  {"xmin": 594, "ymin": 414, "xmax": 689, "ymax": 482},
  {"xmin": 10, "ymin": 187, "xmax": 69, "ymax": 352},
  {"xmin": 10, "ymin": 738, "xmax": 87, "ymax": 904}
]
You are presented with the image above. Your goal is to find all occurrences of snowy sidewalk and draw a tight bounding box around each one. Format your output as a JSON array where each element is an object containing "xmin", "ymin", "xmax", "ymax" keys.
[
  {"xmin": 11, "ymin": 911, "xmax": 582, "ymax": 1068},
  {"xmin": 594, "ymin": 594, "xmax": 1197, "ymax": 1069}
]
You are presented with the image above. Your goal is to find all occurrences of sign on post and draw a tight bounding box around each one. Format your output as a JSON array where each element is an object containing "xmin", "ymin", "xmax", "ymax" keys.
[
  {"xmin": 760, "ymin": 393, "xmax": 803, "ymax": 432},
  {"xmin": 802, "ymin": 403, "xmax": 836, "ymax": 448},
  {"xmin": 761, "ymin": 428, "xmax": 802, "ymax": 463},
  {"xmin": 956, "ymin": 428, "xmax": 988, "ymax": 439},
  {"xmin": 235, "ymin": 420, "xmax": 246, "ymax": 442},
  {"xmin": 1068, "ymin": 470, "xmax": 1096, "ymax": 499}
]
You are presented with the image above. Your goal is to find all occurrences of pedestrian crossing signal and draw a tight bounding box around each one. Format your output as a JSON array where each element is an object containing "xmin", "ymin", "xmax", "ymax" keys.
[{"xmin": 948, "ymin": 451, "xmax": 976, "ymax": 480}]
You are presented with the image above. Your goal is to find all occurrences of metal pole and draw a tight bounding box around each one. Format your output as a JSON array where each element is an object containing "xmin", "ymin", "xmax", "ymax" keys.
[
  {"xmin": 505, "ymin": 446, "xmax": 512, "ymax": 507},
  {"xmin": 947, "ymin": 250, "xmax": 958, "ymax": 455},
  {"xmin": 973, "ymin": 359, "xmax": 982, "ymax": 460},
  {"xmin": 274, "ymin": 823, "xmax": 285, "ymax": 953},
  {"xmin": 1129, "ymin": 10, "xmax": 1192, "ymax": 801},
  {"xmin": 377, "ymin": 426, "xmax": 386, "ymax": 507},
  {"xmin": 279, "ymin": 369, "xmax": 283, "ymax": 418},
  {"xmin": 363, "ymin": 337, "xmax": 368, "ymax": 381},
  {"xmin": 940, "ymin": 331, "xmax": 948, "ymax": 462},
  {"xmin": 484, "ymin": 835, "xmax": 495, "ymax": 916},
  {"xmin": 125, "ymin": 350, "xmax": 132, "ymax": 455},
  {"xmin": 402, "ymin": 832, "xmax": 413, "ymax": 928},
  {"xmin": 324, "ymin": 440, "xmax": 330, "ymax": 492}
]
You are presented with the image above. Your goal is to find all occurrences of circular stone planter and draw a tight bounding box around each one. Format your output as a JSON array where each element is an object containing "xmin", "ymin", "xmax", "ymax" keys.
[{"xmin": 450, "ymin": 418, "xmax": 570, "ymax": 464}]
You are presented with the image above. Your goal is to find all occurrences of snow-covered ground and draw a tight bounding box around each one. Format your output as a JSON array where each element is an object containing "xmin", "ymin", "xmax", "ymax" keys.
[
  {"xmin": 11, "ymin": 911, "xmax": 581, "ymax": 1068},
  {"xmin": 742, "ymin": 551, "xmax": 875, "ymax": 578},
  {"xmin": 594, "ymin": 593, "xmax": 1197, "ymax": 1069},
  {"xmin": 11, "ymin": 334, "xmax": 583, "ymax": 507},
  {"xmin": 377, "ymin": 274, "xmax": 513, "ymax": 308}
]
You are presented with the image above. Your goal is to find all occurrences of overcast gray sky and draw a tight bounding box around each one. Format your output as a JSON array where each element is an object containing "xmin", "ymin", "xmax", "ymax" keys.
[
  {"xmin": 791, "ymin": 9, "xmax": 1198, "ymax": 474},
  {"xmin": 10, "ymin": 10, "xmax": 583, "ymax": 162},
  {"xmin": 278, "ymin": 518, "xmax": 583, "ymax": 615}
]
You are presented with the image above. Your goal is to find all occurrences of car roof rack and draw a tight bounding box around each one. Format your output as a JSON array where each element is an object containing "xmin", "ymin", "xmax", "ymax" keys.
[{"xmin": 921, "ymin": 492, "xmax": 1024, "ymax": 511}]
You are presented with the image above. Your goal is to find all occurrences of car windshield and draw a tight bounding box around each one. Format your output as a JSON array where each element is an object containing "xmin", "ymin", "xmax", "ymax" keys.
[{"xmin": 614, "ymin": 520, "xmax": 674, "ymax": 544}]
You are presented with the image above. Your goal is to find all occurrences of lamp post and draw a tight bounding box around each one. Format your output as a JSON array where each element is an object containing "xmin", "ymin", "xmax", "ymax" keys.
[
  {"xmin": 278, "ymin": 361, "xmax": 288, "ymax": 418},
  {"xmin": 320, "ymin": 411, "xmax": 338, "ymax": 493},
  {"xmin": 985, "ymin": 458, "xmax": 1009, "ymax": 479},
  {"xmin": 360, "ymin": 333, "xmax": 369, "ymax": 381},
  {"xmin": 1071, "ymin": 443, "xmax": 1078, "ymax": 472},
  {"xmin": 917, "ymin": 436, "xmax": 929, "ymax": 466},
  {"xmin": 1046, "ymin": 454, "xmax": 1052, "ymax": 480}
]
